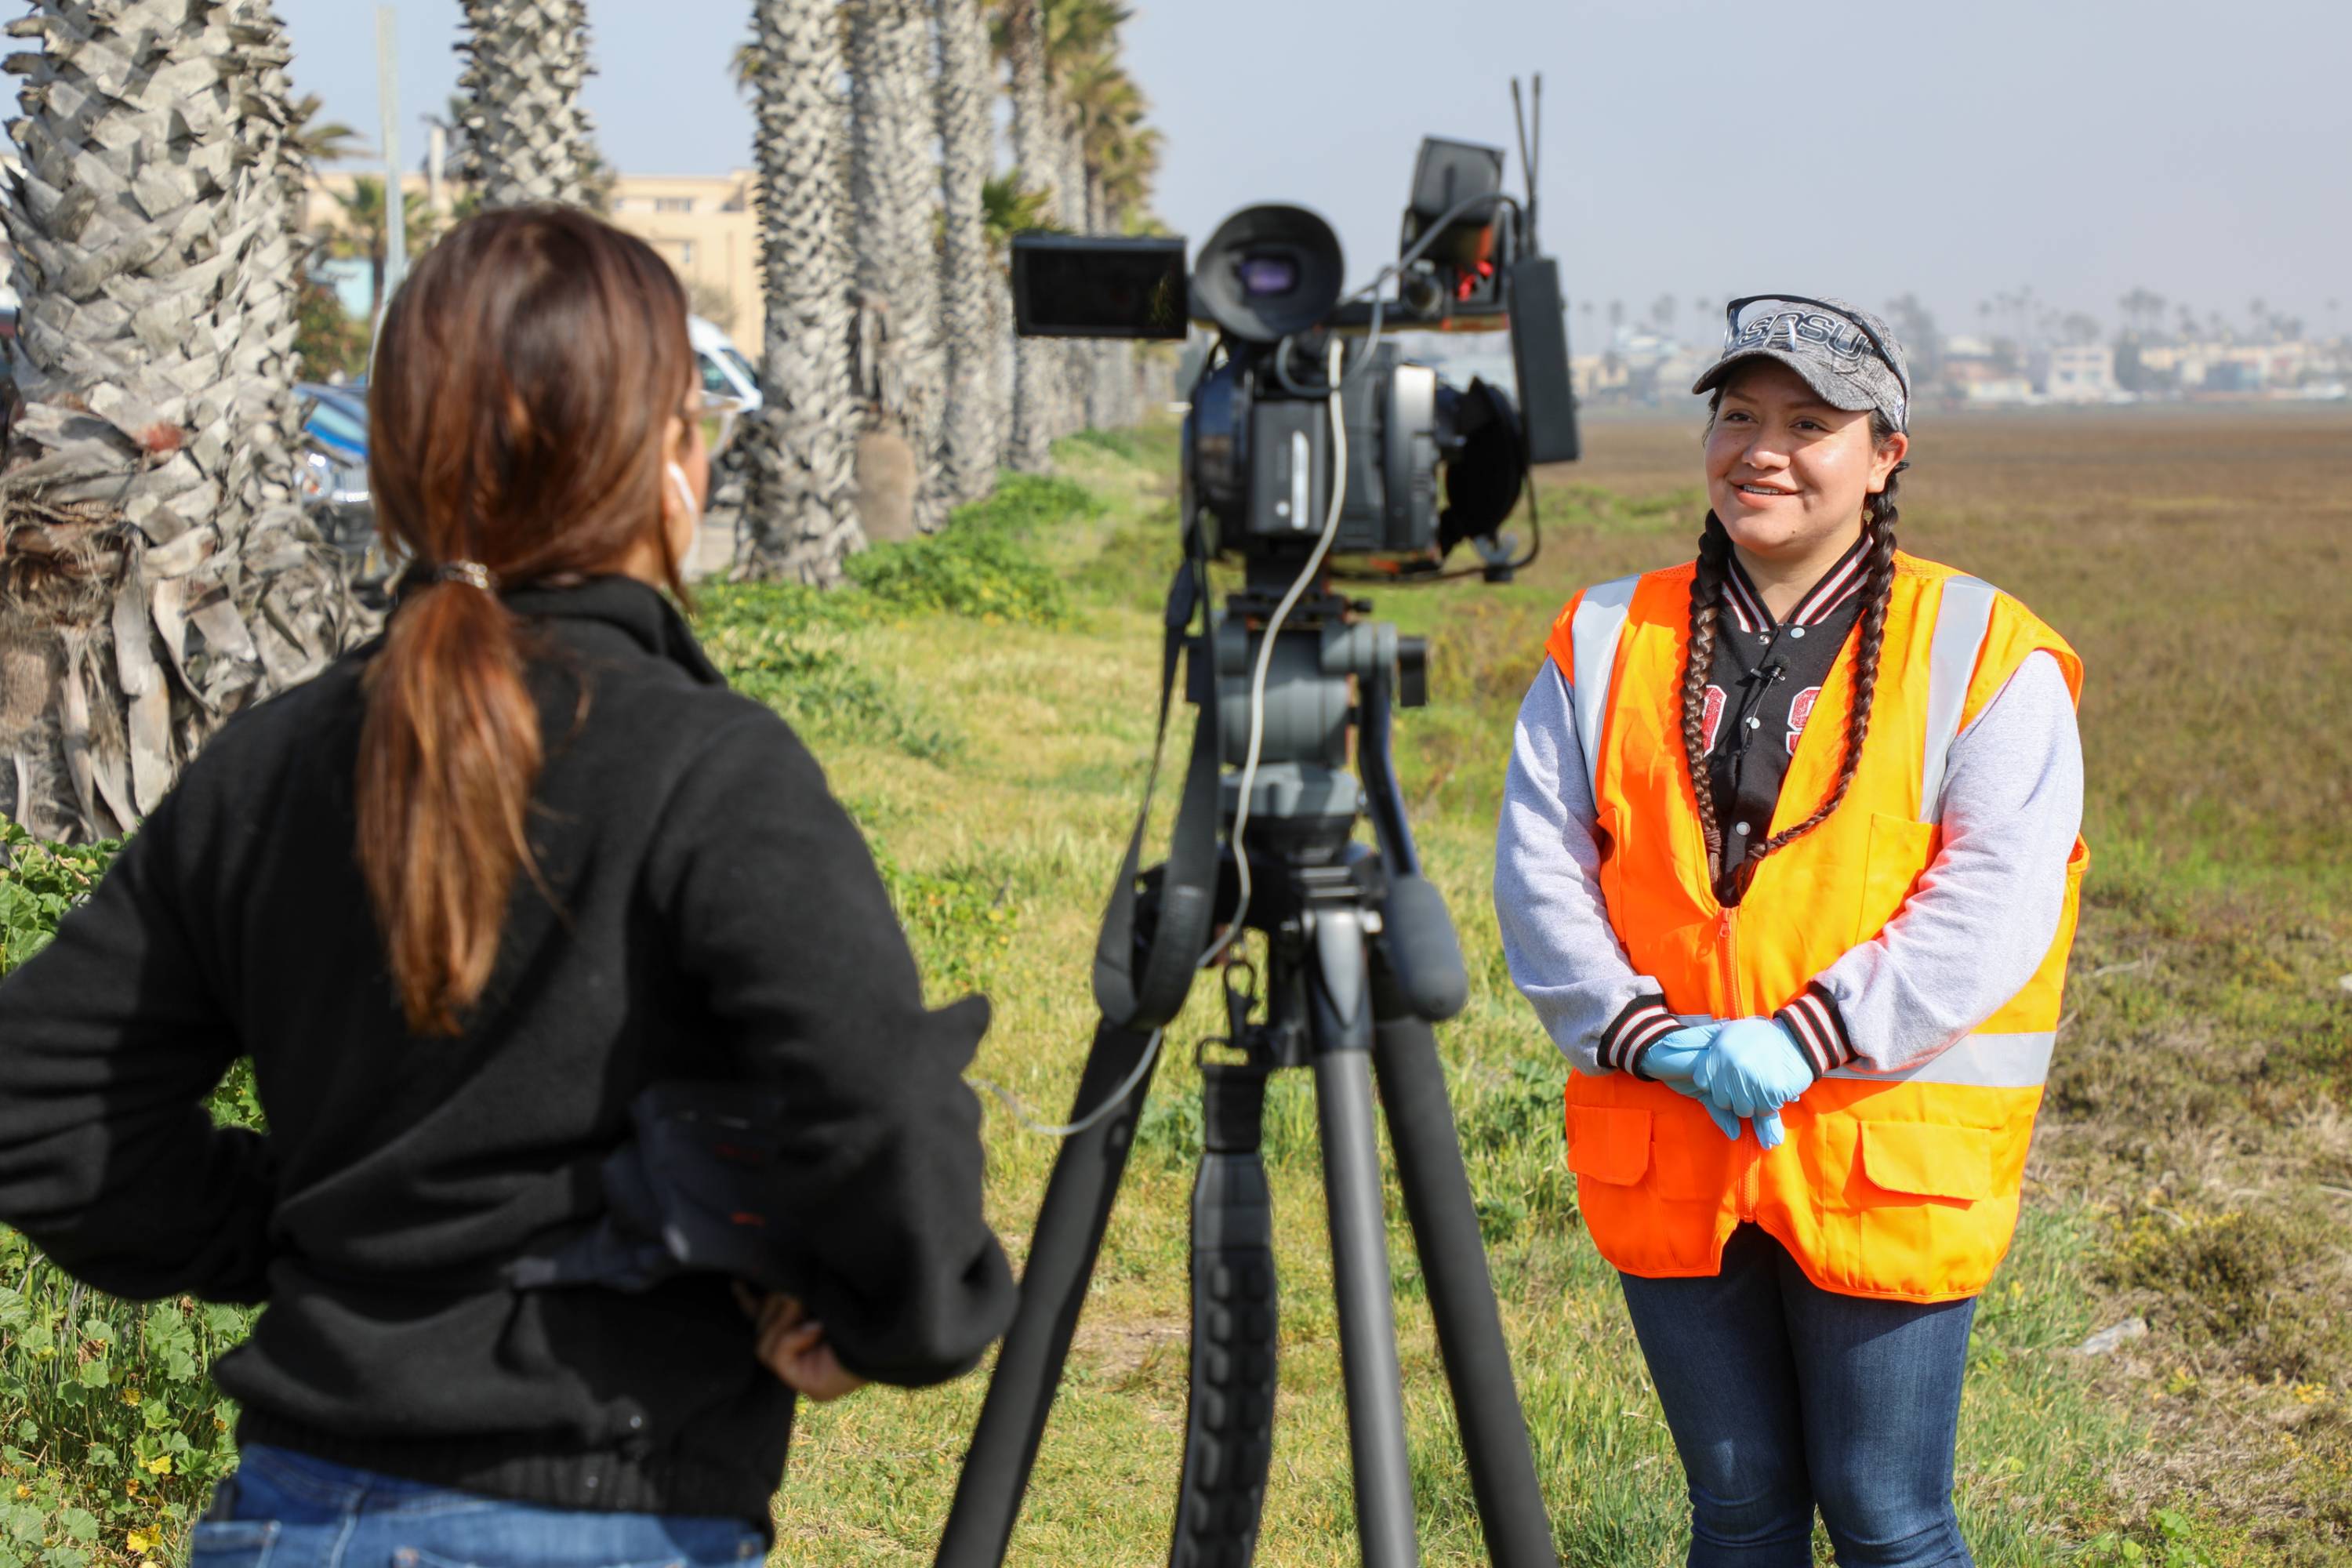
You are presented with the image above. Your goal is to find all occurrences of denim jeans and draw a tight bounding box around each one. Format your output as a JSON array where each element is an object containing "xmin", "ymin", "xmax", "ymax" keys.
[
  {"xmin": 190, "ymin": 1445, "xmax": 768, "ymax": 1568},
  {"xmin": 1617, "ymin": 1225, "xmax": 1978, "ymax": 1568}
]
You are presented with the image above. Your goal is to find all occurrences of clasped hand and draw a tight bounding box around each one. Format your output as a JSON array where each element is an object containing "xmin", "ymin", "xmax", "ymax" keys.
[
  {"xmin": 733, "ymin": 1284, "xmax": 868, "ymax": 1402},
  {"xmin": 1639, "ymin": 1018, "xmax": 1813, "ymax": 1148}
]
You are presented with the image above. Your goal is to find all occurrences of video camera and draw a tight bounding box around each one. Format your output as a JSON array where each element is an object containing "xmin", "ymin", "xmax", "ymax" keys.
[
  {"xmin": 938, "ymin": 92, "xmax": 1581, "ymax": 1568},
  {"xmin": 1007, "ymin": 127, "xmax": 1579, "ymax": 580}
]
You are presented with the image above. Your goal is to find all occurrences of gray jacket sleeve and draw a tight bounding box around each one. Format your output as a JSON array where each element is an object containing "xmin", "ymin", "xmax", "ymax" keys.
[
  {"xmin": 1809, "ymin": 648, "xmax": 2084, "ymax": 1071},
  {"xmin": 1493, "ymin": 661, "xmax": 1671, "ymax": 1076}
]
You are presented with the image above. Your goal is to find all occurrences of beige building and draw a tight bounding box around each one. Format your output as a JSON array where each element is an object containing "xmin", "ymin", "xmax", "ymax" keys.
[
  {"xmin": 603, "ymin": 172, "xmax": 761, "ymax": 343},
  {"xmin": 305, "ymin": 169, "xmax": 764, "ymax": 344}
]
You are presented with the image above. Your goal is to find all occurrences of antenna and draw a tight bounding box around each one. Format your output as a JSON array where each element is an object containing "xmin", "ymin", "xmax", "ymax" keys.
[{"xmin": 1510, "ymin": 74, "xmax": 1543, "ymax": 255}]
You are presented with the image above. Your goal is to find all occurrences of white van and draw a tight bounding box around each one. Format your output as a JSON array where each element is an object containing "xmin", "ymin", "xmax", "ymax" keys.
[{"xmin": 691, "ymin": 316, "xmax": 763, "ymax": 413}]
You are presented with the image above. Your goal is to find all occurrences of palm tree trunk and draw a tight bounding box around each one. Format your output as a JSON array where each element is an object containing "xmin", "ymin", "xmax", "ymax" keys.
[
  {"xmin": 459, "ymin": 0, "xmax": 601, "ymax": 209},
  {"xmin": 1057, "ymin": 107, "xmax": 1092, "ymax": 434},
  {"xmin": 848, "ymin": 0, "xmax": 948, "ymax": 535},
  {"xmin": 737, "ymin": 0, "xmax": 863, "ymax": 583},
  {"xmin": 1002, "ymin": 0, "xmax": 1054, "ymax": 471},
  {"xmin": 217, "ymin": 2, "xmax": 320, "ymax": 554},
  {"xmin": 1, "ymin": 0, "xmax": 357, "ymax": 840},
  {"xmin": 933, "ymin": 0, "xmax": 998, "ymax": 506}
]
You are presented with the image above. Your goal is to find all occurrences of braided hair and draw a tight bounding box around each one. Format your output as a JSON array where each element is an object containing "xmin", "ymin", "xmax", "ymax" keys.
[{"xmin": 1682, "ymin": 408, "xmax": 1905, "ymax": 886}]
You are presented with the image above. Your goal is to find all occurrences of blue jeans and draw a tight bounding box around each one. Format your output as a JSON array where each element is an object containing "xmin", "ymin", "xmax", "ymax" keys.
[
  {"xmin": 1617, "ymin": 1225, "xmax": 1977, "ymax": 1568},
  {"xmin": 191, "ymin": 1445, "xmax": 767, "ymax": 1568}
]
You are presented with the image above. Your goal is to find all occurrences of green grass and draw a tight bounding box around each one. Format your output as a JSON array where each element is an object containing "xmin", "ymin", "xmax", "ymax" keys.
[{"xmin": 5, "ymin": 408, "xmax": 2347, "ymax": 1566}]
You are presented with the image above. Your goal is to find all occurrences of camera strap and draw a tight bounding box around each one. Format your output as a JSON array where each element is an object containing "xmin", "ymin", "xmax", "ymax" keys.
[{"xmin": 1093, "ymin": 561, "xmax": 1221, "ymax": 1032}]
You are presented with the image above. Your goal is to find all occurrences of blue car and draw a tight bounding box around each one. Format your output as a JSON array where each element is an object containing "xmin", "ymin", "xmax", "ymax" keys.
[{"xmin": 296, "ymin": 382, "xmax": 389, "ymax": 597}]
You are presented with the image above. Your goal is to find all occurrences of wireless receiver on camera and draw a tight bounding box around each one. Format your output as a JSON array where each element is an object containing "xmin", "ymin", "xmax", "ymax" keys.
[{"xmin": 949, "ymin": 85, "xmax": 1571, "ymax": 1568}]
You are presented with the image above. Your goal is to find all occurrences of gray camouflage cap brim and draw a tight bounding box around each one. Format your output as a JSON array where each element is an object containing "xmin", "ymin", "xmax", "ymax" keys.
[{"xmin": 1692, "ymin": 298, "xmax": 1910, "ymax": 431}]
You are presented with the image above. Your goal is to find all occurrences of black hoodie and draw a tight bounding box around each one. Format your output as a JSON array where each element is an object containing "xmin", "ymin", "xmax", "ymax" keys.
[{"xmin": 0, "ymin": 576, "xmax": 1012, "ymax": 1526}]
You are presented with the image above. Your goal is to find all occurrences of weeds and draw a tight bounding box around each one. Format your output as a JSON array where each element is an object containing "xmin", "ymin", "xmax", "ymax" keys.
[
  {"xmin": 0, "ymin": 825, "xmax": 118, "ymax": 978},
  {"xmin": 2, "ymin": 822, "xmax": 255, "ymax": 1568}
]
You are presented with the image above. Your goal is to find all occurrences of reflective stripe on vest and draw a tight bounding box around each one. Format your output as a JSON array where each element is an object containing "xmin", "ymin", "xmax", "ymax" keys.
[
  {"xmin": 1828, "ymin": 1029, "xmax": 2056, "ymax": 1087},
  {"xmin": 1570, "ymin": 574, "xmax": 1640, "ymax": 800},
  {"xmin": 1920, "ymin": 576, "xmax": 1997, "ymax": 826},
  {"xmin": 1678, "ymin": 1014, "xmax": 2056, "ymax": 1088}
]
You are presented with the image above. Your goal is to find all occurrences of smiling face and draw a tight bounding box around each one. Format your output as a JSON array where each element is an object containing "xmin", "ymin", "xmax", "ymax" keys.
[{"xmin": 1704, "ymin": 359, "xmax": 1907, "ymax": 568}]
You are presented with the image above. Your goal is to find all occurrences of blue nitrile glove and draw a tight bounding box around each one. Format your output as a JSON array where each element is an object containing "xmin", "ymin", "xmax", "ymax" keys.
[
  {"xmin": 1635, "ymin": 1025, "xmax": 1743, "ymax": 1143},
  {"xmin": 1694, "ymin": 1018, "xmax": 1815, "ymax": 1149}
]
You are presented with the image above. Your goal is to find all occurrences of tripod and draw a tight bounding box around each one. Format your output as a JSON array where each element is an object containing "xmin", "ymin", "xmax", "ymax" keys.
[{"xmin": 936, "ymin": 578, "xmax": 1559, "ymax": 1568}]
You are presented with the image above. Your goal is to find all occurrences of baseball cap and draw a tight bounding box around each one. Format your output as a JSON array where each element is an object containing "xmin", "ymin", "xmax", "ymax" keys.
[{"xmin": 1692, "ymin": 295, "xmax": 1911, "ymax": 432}]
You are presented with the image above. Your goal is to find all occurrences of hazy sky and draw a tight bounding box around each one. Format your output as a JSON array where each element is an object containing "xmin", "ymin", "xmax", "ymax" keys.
[{"xmin": 279, "ymin": 0, "xmax": 2352, "ymax": 343}]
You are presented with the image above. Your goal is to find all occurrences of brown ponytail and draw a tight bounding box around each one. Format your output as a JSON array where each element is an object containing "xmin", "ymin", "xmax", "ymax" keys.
[
  {"xmin": 358, "ymin": 207, "xmax": 693, "ymax": 1035},
  {"xmin": 1681, "ymin": 407, "xmax": 1906, "ymax": 887}
]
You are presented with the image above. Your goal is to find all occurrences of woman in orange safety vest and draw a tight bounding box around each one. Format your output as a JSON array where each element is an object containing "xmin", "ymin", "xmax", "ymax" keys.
[{"xmin": 1495, "ymin": 296, "xmax": 2086, "ymax": 1568}]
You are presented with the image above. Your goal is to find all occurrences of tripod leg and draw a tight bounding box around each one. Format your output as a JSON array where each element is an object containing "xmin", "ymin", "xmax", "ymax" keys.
[
  {"xmin": 1168, "ymin": 1060, "xmax": 1279, "ymax": 1568},
  {"xmin": 1370, "ymin": 996, "xmax": 1562, "ymax": 1568},
  {"xmin": 1309, "ymin": 911, "xmax": 1422, "ymax": 1568},
  {"xmin": 937, "ymin": 1020, "xmax": 1163, "ymax": 1568}
]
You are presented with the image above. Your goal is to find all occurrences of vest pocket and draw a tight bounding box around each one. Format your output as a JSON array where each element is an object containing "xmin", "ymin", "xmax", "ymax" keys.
[
  {"xmin": 1566, "ymin": 1107, "xmax": 1652, "ymax": 1185},
  {"xmin": 1856, "ymin": 812, "xmax": 1938, "ymax": 943},
  {"xmin": 1858, "ymin": 1120, "xmax": 1994, "ymax": 1203}
]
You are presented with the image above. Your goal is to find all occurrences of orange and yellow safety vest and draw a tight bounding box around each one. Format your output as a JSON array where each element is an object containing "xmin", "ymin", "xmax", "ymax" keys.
[{"xmin": 1544, "ymin": 552, "xmax": 2087, "ymax": 1303}]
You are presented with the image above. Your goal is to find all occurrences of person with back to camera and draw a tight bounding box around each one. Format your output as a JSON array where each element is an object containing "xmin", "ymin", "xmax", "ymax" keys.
[
  {"xmin": 1495, "ymin": 298, "xmax": 2089, "ymax": 1566},
  {"xmin": 0, "ymin": 206, "xmax": 1015, "ymax": 1566}
]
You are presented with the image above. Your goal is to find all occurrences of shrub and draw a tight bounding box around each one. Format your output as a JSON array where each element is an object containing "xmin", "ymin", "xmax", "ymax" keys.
[
  {"xmin": 943, "ymin": 474, "xmax": 1098, "ymax": 541},
  {"xmin": 844, "ymin": 525, "xmax": 1067, "ymax": 626},
  {"xmin": 840, "ymin": 478, "xmax": 1082, "ymax": 627},
  {"xmin": 694, "ymin": 603, "xmax": 960, "ymax": 764}
]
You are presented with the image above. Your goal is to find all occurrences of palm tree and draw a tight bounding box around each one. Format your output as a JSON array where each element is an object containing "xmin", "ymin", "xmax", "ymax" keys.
[
  {"xmin": 1040, "ymin": 0, "xmax": 1128, "ymax": 435},
  {"xmin": 848, "ymin": 0, "xmax": 949, "ymax": 535},
  {"xmin": 2117, "ymin": 287, "xmax": 2165, "ymax": 338},
  {"xmin": 458, "ymin": 0, "xmax": 601, "ymax": 209},
  {"xmin": 935, "ymin": 0, "xmax": 1001, "ymax": 505},
  {"xmin": 982, "ymin": 171, "xmax": 1057, "ymax": 438},
  {"xmin": 1058, "ymin": 46, "xmax": 1151, "ymax": 429},
  {"xmin": 288, "ymin": 93, "xmax": 365, "ymax": 172},
  {"xmin": 328, "ymin": 178, "xmax": 445, "ymax": 323},
  {"xmin": 1000, "ymin": 0, "xmax": 1055, "ymax": 470},
  {"xmin": 0, "ymin": 0, "xmax": 356, "ymax": 840},
  {"xmin": 738, "ymin": 0, "xmax": 864, "ymax": 582},
  {"xmin": 982, "ymin": 172, "xmax": 1058, "ymax": 247}
]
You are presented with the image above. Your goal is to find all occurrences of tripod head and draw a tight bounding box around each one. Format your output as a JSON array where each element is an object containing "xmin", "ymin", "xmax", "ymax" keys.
[{"xmin": 1093, "ymin": 546, "xmax": 1468, "ymax": 1051}]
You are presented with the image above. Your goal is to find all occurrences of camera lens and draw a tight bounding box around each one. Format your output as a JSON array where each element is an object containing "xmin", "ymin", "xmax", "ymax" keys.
[{"xmin": 1237, "ymin": 254, "xmax": 1299, "ymax": 296}]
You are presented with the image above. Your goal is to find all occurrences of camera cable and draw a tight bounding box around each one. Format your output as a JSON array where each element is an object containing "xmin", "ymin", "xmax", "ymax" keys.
[
  {"xmin": 1200, "ymin": 335, "xmax": 1348, "ymax": 969},
  {"xmin": 977, "ymin": 339, "xmax": 1351, "ymax": 1139}
]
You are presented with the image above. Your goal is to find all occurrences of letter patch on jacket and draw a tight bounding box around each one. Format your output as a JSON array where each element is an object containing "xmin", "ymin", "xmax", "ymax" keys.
[
  {"xmin": 1701, "ymin": 685, "xmax": 1726, "ymax": 753},
  {"xmin": 1786, "ymin": 684, "xmax": 1821, "ymax": 756}
]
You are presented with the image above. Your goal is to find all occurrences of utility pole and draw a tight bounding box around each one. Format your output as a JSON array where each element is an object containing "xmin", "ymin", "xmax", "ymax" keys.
[
  {"xmin": 376, "ymin": 5, "xmax": 405, "ymax": 347},
  {"xmin": 426, "ymin": 120, "xmax": 447, "ymax": 216}
]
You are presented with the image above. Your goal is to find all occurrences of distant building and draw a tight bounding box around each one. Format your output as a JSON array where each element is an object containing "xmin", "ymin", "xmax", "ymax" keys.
[
  {"xmin": 1960, "ymin": 376, "xmax": 2037, "ymax": 406},
  {"xmin": 2130, "ymin": 339, "xmax": 2324, "ymax": 394},
  {"xmin": 305, "ymin": 169, "xmax": 764, "ymax": 345},
  {"xmin": 2043, "ymin": 343, "xmax": 2116, "ymax": 402},
  {"xmin": 604, "ymin": 172, "xmax": 760, "ymax": 343}
]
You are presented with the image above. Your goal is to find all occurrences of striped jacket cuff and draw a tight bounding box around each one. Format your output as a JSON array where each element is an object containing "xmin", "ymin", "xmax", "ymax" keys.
[
  {"xmin": 1606, "ymin": 996, "xmax": 1681, "ymax": 1076},
  {"xmin": 1775, "ymin": 983, "xmax": 1853, "ymax": 1078}
]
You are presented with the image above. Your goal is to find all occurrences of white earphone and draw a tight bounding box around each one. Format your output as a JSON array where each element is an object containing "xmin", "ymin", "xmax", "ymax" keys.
[{"xmin": 666, "ymin": 461, "xmax": 700, "ymax": 527}]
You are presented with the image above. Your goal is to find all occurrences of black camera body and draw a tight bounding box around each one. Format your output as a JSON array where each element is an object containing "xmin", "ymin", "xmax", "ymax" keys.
[
  {"xmin": 1189, "ymin": 340, "xmax": 1528, "ymax": 560},
  {"xmin": 1008, "ymin": 135, "xmax": 1580, "ymax": 573}
]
